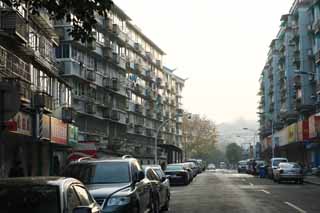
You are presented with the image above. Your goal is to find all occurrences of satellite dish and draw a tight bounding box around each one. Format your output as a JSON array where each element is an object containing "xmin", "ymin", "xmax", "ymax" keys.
[{"xmin": 0, "ymin": 80, "xmax": 20, "ymax": 121}]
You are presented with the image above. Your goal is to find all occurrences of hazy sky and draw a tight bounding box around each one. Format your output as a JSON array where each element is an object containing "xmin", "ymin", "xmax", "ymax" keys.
[{"xmin": 115, "ymin": 0, "xmax": 294, "ymax": 123}]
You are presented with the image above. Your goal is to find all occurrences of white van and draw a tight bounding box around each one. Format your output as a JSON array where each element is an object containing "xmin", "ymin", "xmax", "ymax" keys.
[{"xmin": 268, "ymin": 157, "xmax": 288, "ymax": 179}]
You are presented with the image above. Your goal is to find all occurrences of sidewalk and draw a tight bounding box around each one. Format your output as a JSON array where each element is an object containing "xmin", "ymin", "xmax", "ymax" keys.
[{"xmin": 304, "ymin": 175, "xmax": 320, "ymax": 185}]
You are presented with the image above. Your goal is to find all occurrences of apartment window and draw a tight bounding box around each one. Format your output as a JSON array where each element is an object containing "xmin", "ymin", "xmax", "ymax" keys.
[
  {"xmin": 97, "ymin": 32, "xmax": 105, "ymax": 43},
  {"xmin": 29, "ymin": 31, "xmax": 39, "ymax": 51},
  {"xmin": 55, "ymin": 44, "xmax": 70, "ymax": 58}
]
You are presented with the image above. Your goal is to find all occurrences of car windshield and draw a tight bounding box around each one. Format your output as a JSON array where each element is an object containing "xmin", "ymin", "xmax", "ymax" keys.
[
  {"xmin": 280, "ymin": 163, "xmax": 300, "ymax": 169},
  {"xmin": 63, "ymin": 162, "xmax": 130, "ymax": 184},
  {"xmin": 0, "ymin": 185, "xmax": 59, "ymax": 213},
  {"xmin": 166, "ymin": 165, "xmax": 184, "ymax": 171},
  {"xmin": 273, "ymin": 159, "xmax": 287, "ymax": 167}
]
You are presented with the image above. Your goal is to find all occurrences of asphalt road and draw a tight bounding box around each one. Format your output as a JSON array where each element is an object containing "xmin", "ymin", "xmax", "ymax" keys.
[{"xmin": 167, "ymin": 169, "xmax": 320, "ymax": 213}]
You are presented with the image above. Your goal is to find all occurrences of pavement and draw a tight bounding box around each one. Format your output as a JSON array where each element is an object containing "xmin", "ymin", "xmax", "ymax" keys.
[
  {"xmin": 304, "ymin": 174, "xmax": 320, "ymax": 185},
  {"xmin": 166, "ymin": 169, "xmax": 320, "ymax": 213}
]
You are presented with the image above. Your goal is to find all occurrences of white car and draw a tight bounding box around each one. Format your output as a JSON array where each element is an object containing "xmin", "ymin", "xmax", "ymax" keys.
[
  {"xmin": 268, "ymin": 157, "xmax": 288, "ymax": 179},
  {"xmin": 207, "ymin": 164, "xmax": 216, "ymax": 170}
]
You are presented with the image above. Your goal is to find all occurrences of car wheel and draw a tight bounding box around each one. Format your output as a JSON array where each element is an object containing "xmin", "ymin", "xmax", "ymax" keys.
[{"xmin": 162, "ymin": 191, "xmax": 170, "ymax": 211}]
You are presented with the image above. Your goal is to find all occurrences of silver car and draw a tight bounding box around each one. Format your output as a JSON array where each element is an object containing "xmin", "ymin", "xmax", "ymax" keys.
[{"xmin": 273, "ymin": 162, "xmax": 304, "ymax": 184}]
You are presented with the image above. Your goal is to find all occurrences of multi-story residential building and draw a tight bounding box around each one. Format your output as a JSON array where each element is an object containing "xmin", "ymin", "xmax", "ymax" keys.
[
  {"xmin": 55, "ymin": 4, "xmax": 185, "ymax": 165},
  {"xmin": 0, "ymin": 3, "xmax": 74, "ymax": 177},
  {"xmin": 258, "ymin": 0, "xmax": 320, "ymax": 165}
]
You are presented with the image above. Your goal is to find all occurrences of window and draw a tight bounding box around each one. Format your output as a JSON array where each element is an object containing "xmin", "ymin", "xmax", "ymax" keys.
[
  {"xmin": 55, "ymin": 44, "xmax": 70, "ymax": 58},
  {"xmin": 73, "ymin": 185, "xmax": 93, "ymax": 206},
  {"xmin": 97, "ymin": 32, "xmax": 105, "ymax": 43},
  {"xmin": 66, "ymin": 187, "xmax": 81, "ymax": 213}
]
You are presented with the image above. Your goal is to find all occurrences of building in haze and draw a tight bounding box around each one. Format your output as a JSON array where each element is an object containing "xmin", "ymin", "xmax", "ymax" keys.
[
  {"xmin": 258, "ymin": 0, "xmax": 320, "ymax": 166},
  {"xmin": 54, "ymin": 3, "xmax": 185, "ymax": 164}
]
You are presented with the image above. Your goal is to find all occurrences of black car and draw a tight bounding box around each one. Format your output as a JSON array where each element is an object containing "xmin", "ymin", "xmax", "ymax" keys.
[
  {"xmin": 62, "ymin": 157, "xmax": 157, "ymax": 213},
  {"xmin": 0, "ymin": 176, "xmax": 101, "ymax": 213},
  {"xmin": 143, "ymin": 165, "xmax": 170, "ymax": 211},
  {"xmin": 165, "ymin": 163, "xmax": 190, "ymax": 185}
]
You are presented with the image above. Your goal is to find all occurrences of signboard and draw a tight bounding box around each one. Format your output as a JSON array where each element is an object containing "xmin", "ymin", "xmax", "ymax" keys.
[
  {"xmin": 9, "ymin": 112, "xmax": 32, "ymax": 136},
  {"xmin": 42, "ymin": 114, "xmax": 50, "ymax": 140},
  {"xmin": 288, "ymin": 123, "xmax": 298, "ymax": 143},
  {"xmin": 51, "ymin": 117, "xmax": 67, "ymax": 144},
  {"xmin": 68, "ymin": 124, "xmax": 78, "ymax": 146},
  {"xmin": 279, "ymin": 128, "xmax": 288, "ymax": 146},
  {"xmin": 309, "ymin": 115, "xmax": 320, "ymax": 138},
  {"xmin": 67, "ymin": 142, "xmax": 97, "ymax": 161}
]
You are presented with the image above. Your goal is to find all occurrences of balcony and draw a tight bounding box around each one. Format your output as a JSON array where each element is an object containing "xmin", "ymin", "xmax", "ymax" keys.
[
  {"xmin": 112, "ymin": 24, "xmax": 120, "ymax": 35},
  {"xmin": 86, "ymin": 69, "xmax": 96, "ymax": 82},
  {"xmin": 134, "ymin": 43, "xmax": 143, "ymax": 53},
  {"xmin": 134, "ymin": 104, "xmax": 143, "ymax": 114},
  {"xmin": 62, "ymin": 107, "xmax": 76, "ymax": 123},
  {"xmin": 111, "ymin": 110, "xmax": 120, "ymax": 121},
  {"xmin": 134, "ymin": 125, "xmax": 143, "ymax": 134},
  {"xmin": 317, "ymin": 81, "xmax": 320, "ymax": 94},
  {"xmin": 313, "ymin": 19, "xmax": 320, "ymax": 34},
  {"xmin": 315, "ymin": 50, "xmax": 320, "ymax": 64},
  {"xmin": 102, "ymin": 108, "xmax": 110, "ymax": 118},
  {"xmin": 112, "ymin": 53, "xmax": 120, "ymax": 64},
  {"xmin": 112, "ymin": 78, "xmax": 120, "ymax": 91},
  {"xmin": 0, "ymin": 9, "xmax": 28, "ymax": 43},
  {"xmin": 146, "ymin": 129, "xmax": 154, "ymax": 137},
  {"xmin": 103, "ymin": 47, "xmax": 113, "ymax": 60},
  {"xmin": 34, "ymin": 91, "xmax": 53, "ymax": 111},
  {"xmin": 134, "ymin": 84, "xmax": 142, "ymax": 95},
  {"xmin": 293, "ymin": 75, "xmax": 301, "ymax": 88},
  {"xmin": 103, "ymin": 77, "xmax": 112, "ymax": 88},
  {"xmin": 133, "ymin": 63, "xmax": 142, "ymax": 74},
  {"xmin": 85, "ymin": 103, "xmax": 96, "ymax": 114}
]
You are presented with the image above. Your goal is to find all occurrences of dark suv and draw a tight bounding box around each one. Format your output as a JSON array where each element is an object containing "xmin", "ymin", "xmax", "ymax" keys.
[{"xmin": 62, "ymin": 158, "xmax": 156, "ymax": 213}]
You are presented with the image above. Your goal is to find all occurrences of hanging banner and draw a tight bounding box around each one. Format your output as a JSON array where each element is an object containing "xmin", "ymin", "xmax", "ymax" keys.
[
  {"xmin": 288, "ymin": 123, "xmax": 298, "ymax": 143},
  {"xmin": 51, "ymin": 117, "xmax": 67, "ymax": 145},
  {"xmin": 309, "ymin": 114, "xmax": 320, "ymax": 138},
  {"xmin": 9, "ymin": 112, "xmax": 32, "ymax": 136}
]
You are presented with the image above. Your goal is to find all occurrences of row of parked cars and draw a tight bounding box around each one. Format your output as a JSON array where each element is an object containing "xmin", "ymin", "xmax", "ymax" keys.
[
  {"xmin": 0, "ymin": 156, "xmax": 172, "ymax": 213},
  {"xmin": 164, "ymin": 159, "xmax": 205, "ymax": 186},
  {"xmin": 238, "ymin": 157, "xmax": 304, "ymax": 184}
]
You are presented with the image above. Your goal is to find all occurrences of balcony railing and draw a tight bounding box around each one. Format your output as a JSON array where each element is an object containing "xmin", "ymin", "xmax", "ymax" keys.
[
  {"xmin": 86, "ymin": 69, "xmax": 96, "ymax": 81},
  {"xmin": 111, "ymin": 110, "xmax": 120, "ymax": 121},
  {"xmin": 112, "ymin": 78, "xmax": 120, "ymax": 91},
  {"xmin": 85, "ymin": 103, "xmax": 96, "ymax": 114},
  {"xmin": 62, "ymin": 107, "xmax": 76, "ymax": 123},
  {"xmin": 34, "ymin": 91, "xmax": 53, "ymax": 111},
  {"xmin": 0, "ymin": 9, "xmax": 28, "ymax": 43}
]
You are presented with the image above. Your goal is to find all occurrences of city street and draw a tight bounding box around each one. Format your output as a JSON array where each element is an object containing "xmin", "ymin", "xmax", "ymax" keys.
[{"xmin": 168, "ymin": 169, "xmax": 320, "ymax": 213}]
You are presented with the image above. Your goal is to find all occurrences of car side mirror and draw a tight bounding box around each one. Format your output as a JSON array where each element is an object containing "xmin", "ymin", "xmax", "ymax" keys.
[
  {"xmin": 161, "ymin": 176, "xmax": 166, "ymax": 182},
  {"xmin": 73, "ymin": 206, "xmax": 92, "ymax": 213},
  {"xmin": 165, "ymin": 175, "xmax": 171, "ymax": 179}
]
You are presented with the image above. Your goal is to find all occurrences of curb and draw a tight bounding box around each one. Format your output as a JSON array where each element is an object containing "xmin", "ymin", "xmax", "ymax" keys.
[{"xmin": 304, "ymin": 179, "xmax": 320, "ymax": 185}]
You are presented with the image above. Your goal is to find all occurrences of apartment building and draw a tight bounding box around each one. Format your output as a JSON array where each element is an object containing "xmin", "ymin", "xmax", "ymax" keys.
[
  {"xmin": 55, "ymin": 4, "xmax": 185, "ymax": 164},
  {"xmin": 258, "ymin": 0, "xmax": 320, "ymax": 165},
  {"xmin": 0, "ymin": 3, "xmax": 74, "ymax": 177}
]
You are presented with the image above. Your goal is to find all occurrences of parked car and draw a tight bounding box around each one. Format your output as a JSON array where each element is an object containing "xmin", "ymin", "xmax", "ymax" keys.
[
  {"xmin": 0, "ymin": 176, "xmax": 101, "ymax": 213},
  {"xmin": 143, "ymin": 165, "xmax": 170, "ymax": 211},
  {"xmin": 183, "ymin": 162, "xmax": 198, "ymax": 178},
  {"xmin": 165, "ymin": 163, "xmax": 190, "ymax": 185},
  {"xmin": 186, "ymin": 159, "xmax": 202, "ymax": 174},
  {"xmin": 207, "ymin": 163, "xmax": 216, "ymax": 170},
  {"xmin": 273, "ymin": 162, "xmax": 304, "ymax": 184},
  {"xmin": 62, "ymin": 157, "xmax": 157, "ymax": 213},
  {"xmin": 237, "ymin": 160, "xmax": 248, "ymax": 173},
  {"xmin": 267, "ymin": 157, "xmax": 288, "ymax": 179},
  {"xmin": 180, "ymin": 163, "xmax": 193, "ymax": 182}
]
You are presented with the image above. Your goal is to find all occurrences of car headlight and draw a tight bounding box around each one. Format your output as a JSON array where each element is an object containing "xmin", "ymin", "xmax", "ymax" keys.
[{"xmin": 107, "ymin": 196, "xmax": 130, "ymax": 206}]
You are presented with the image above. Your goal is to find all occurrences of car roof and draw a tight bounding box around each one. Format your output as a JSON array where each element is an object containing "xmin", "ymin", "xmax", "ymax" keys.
[
  {"xmin": 271, "ymin": 158, "xmax": 287, "ymax": 160},
  {"xmin": 0, "ymin": 176, "xmax": 81, "ymax": 186},
  {"xmin": 69, "ymin": 158, "xmax": 135, "ymax": 165}
]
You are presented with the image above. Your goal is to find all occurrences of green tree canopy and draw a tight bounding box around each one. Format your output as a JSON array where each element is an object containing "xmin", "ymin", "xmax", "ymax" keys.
[
  {"xmin": 3, "ymin": 0, "xmax": 114, "ymax": 42},
  {"xmin": 225, "ymin": 143, "xmax": 242, "ymax": 164}
]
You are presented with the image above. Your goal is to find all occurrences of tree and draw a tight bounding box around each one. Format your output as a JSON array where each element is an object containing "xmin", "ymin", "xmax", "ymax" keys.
[
  {"xmin": 225, "ymin": 143, "xmax": 242, "ymax": 164},
  {"xmin": 3, "ymin": 0, "xmax": 114, "ymax": 42},
  {"xmin": 183, "ymin": 114, "xmax": 218, "ymax": 162}
]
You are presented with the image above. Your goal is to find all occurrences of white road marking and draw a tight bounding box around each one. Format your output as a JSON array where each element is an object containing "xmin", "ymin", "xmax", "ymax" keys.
[
  {"xmin": 284, "ymin": 202, "xmax": 307, "ymax": 213},
  {"xmin": 249, "ymin": 182, "xmax": 254, "ymax": 186},
  {"xmin": 260, "ymin": 190, "xmax": 271, "ymax": 194},
  {"xmin": 241, "ymin": 179, "xmax": 246, "ymax": 181}
]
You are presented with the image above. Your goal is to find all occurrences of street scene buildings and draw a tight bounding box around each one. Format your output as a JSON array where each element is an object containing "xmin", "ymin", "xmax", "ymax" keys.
[
  {"xmin": 259, "ymin": 0, "xmax": 320, "ymax": 167},
  {"xmin": 0, "ymin": 2, "xmax": 185, "ymax": 177}
]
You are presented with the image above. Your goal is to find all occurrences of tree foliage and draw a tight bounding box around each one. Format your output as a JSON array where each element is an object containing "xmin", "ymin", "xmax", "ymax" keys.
[
  {"xmin": 3, "ymin": 0, "xmax": 114, "ymax": 42},
  {"xmin": 183, "ymin": 114, "xmax": 218, "ymax": 161},
  {"xmin": 225, "ymin": 143, "xmax": 242, "ymax": 164}
]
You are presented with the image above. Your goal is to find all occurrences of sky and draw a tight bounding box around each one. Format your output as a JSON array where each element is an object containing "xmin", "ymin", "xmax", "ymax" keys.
[{"xmin": 115, "ymin": 0, "xmax": 294, "ymax": 123}]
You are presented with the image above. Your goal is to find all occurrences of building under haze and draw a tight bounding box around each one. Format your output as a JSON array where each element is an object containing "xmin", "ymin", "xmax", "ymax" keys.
[
  {"xmin": 54, "ymin": 4, "xmax": 185, "ymax": 164},
  {"xmin": 259, "ymin": 0, "xmax": 320, "ymax": 166},
  {"xmin": 0, "ymin": 2, "xmax": 185, "ymax": 178}
]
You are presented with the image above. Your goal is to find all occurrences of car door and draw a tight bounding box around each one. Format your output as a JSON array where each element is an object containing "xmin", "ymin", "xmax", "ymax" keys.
[
  {"xmin": 132, "ymin": 161, "xmax": 150, "ymax": 212},
  {"xmin": 155, "ymin": 169, "xmax": 168, "ymax": 206},
  {"xmin": 73, "ymin": 185, "xmax": 101, "ymax": 213},
  {"xmin": 65, "ymin": 183, "xmax": 82, "ymax": 213}
]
